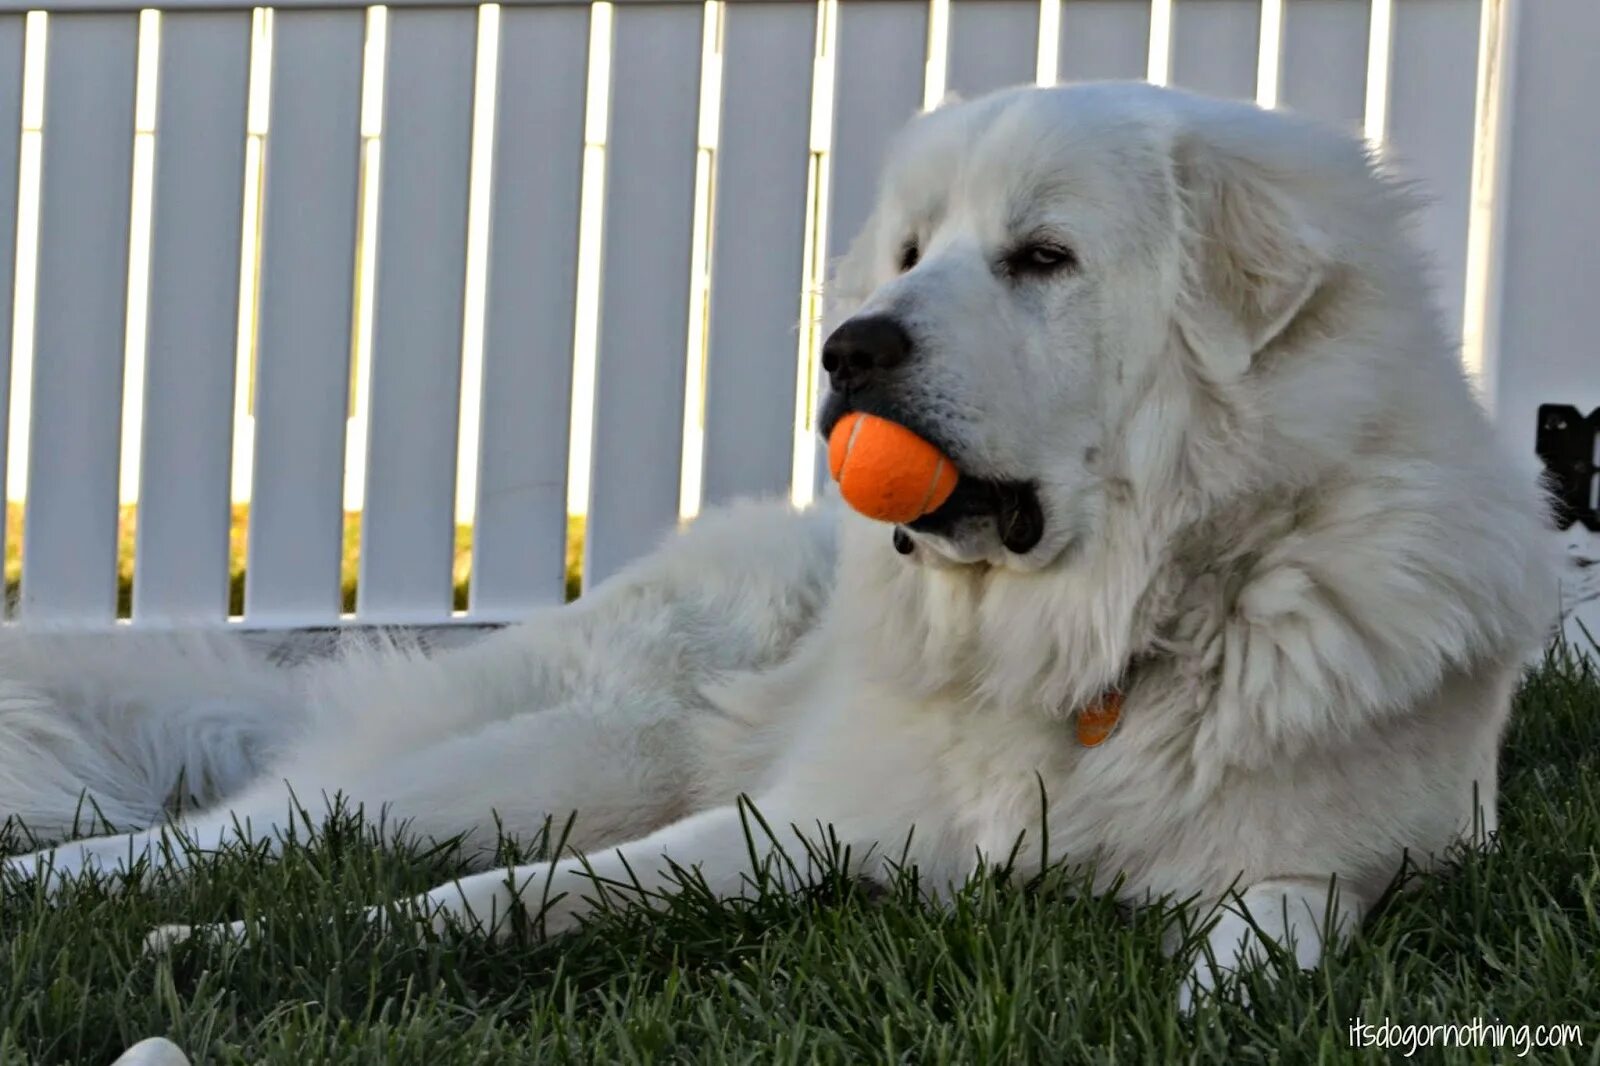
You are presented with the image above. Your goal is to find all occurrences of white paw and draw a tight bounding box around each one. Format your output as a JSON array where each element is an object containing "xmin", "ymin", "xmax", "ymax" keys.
[
  {"xmin": 1177, "ymin": 949, "xmax": 1251, "ymax": 1014},
  {"xmin": 110, "ymin": 1036, "xmax": 192, "ymax": 1066},
  {"xmin": 143, "ymin": 924, "xmax": 197, "ymax": 954},
  {"xmin": 143, "ymin": 919, "xmax": 247, "ymax": 955}
]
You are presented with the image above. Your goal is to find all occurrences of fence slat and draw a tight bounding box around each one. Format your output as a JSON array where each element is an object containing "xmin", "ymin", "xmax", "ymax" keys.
[
  {"xmin": 0, "ymin": 15, "xmax": 21, "ymax": 575},
  {"xmin": 583, "ymin": 3, "xmax": 703, "ymax": 586},
  {"xmin": 470, "ymin": 3, "xmax": 587, "ymax": 614},
  {"xmin": 948, "ymin": 0, "xmax": 1038, "ymax": 98},
  {"xmin": 356, "ymin": 8, "xmax": 475, "ymax": 621},
  {"xmin": 1057, "ymin": 0, "xmax": 1151, "ymax": 83},
  {"xmin": 700, "ymin": 1, "xmax": 815, "ymax": 509},
  {"xmin": 1169, "ymin": 0, "xmax": 1259, "ymax": 100},
  {"xmin": 245, "ymin": 9, "xmax": 364, "ymax": 623},
  {"xmin": 1491, "ymin": 0, "xmax": 1600, "ymax": 643},
  {"xmin": 2, "ymin": 0, "xmax": 767, "ymax": 10},
  {"xmin": 819, "ymin": 0, "xmax": 927, "ymax": 493},
  {"xmin": 1278, "ymin": 0, "xmax": 1368, "ymax": 129},
  {"xmin": 1493, "ymin": 0, "xmax": 1598, "ymax": 456},
  {"xmin": 827, "ymin": 1, "xmax": 926, "ymax": 271},
  {"xmin": 21, "ymin": 13, "xmax": 136, "ymax": 623},
  {"xmin": 133, "ymin": 11, "xmax": 250, "ymax": 621},
  {"xmin": 1385, "ymin": 0, "xmax": 1481, "ymax": 344}
]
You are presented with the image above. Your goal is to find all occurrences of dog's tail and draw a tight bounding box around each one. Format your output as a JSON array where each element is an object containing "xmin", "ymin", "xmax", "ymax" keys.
[{"xmin": 0, "ymin": 631, "xmax": 304, "ymax": 842}]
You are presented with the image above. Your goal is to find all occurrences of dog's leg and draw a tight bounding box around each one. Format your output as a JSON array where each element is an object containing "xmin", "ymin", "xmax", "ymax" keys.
[
  {"xmin": 8, "ymin": 683, "xmax": 713, "ymax": 900},
  {"xmin": 9, "ymin": 507, "xmax": 836, "ymax": 901},
  {"xmin": 2, "ymin": 498, "xmax": 831, "ymax": 847},
  {"xmin": 237, "ymin": 689, "xmax": 713, "ymax": 864},
  {"xmin": 1176, "ymin": 875, "xmax": 1368, "ymax": 1011},
  {"xmin": 403, "ymin": 803, "xmax": 797, "ymax": 940},
  {"xmin": 3, "ymin": 805, "xmax": 298, "ymax": 897},
  {"xmin": 147, "ymin": 798, "xmax": 823, "ymax": 951}
]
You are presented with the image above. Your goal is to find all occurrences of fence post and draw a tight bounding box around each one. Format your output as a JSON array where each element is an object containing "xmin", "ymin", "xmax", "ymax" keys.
[{"xmin": 1489, "ymin": 0, "xmax": 1600, "ymax": 640}]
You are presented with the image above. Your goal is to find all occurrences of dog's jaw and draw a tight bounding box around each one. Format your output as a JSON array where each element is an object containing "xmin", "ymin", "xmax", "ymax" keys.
[{"xmin": 893, "ymin": 508, "xmax": 1076, "ymax": 573}]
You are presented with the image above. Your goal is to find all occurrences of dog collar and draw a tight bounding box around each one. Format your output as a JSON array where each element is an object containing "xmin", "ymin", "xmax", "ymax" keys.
[{"xmin": 1076, "ymin": 688, "xmax": 1124, "ymax": 747}]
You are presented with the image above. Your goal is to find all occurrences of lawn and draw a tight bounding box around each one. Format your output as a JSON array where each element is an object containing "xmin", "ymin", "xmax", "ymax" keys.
[{"xmin": 2, "ymin": 646, "xmax": 1597, "ymax": 1064}]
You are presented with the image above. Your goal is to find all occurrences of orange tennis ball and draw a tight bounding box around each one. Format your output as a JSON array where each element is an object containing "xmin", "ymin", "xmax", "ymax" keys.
[{"xmin": 827, "ymin": 412, "xmax": 959, "ymax": 524}]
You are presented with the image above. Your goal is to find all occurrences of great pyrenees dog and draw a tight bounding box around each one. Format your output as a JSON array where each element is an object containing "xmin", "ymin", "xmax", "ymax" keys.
[{"xmin": 1, "ymin": 83, "xmax": 1559, "ymax": 1009}]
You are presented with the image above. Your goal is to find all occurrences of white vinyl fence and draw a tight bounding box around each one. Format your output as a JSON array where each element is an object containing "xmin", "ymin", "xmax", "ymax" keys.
[{"xmin": 0, "ymin": 0, "xmax": 1594, "ymax": 636}]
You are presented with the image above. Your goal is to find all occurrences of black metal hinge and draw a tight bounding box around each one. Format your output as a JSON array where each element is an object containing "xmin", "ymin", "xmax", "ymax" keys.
[{"xmin": 1537, "ymin": 404, "xmax": 1599, "ymax": 532}]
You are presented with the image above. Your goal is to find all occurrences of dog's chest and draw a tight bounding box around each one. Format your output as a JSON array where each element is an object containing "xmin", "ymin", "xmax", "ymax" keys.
[
  {"xmin": 771, "ymin": 657, "xmax": 1209, "ymax": 891},
  {"xmin": 896, "ymin": 686, "xmax": 1218, "ymax": 883},
  {"xmin": 910, "ymin": 701, "xmax": 1121, "ymax": 861}
]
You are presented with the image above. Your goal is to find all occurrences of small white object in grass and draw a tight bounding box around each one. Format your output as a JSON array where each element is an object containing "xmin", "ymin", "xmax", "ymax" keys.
[
  {"xmin": 143, "ymin": 918, "xmax": 248, "ymax": 955},
  {"xmin": 110, "ymin": 1037, "xmax": 191, "ymax": 1066}
]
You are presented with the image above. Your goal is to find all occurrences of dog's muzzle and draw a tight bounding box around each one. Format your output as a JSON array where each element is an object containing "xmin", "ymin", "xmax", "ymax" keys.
[{"xmin": 818, "ymin": 384, "xmax": 1046, "ymax": 556}]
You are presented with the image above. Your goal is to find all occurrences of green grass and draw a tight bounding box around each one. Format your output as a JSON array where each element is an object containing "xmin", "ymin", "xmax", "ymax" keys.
[{"xmin": 3, "ymin": 647, "xmax": 1598, "ymax": 1064}]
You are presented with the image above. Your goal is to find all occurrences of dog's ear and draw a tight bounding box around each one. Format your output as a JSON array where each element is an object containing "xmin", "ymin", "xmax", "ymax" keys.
[{"xmin": 1172, "ymin": 127, "xmax": 1333, "ymax": 380}]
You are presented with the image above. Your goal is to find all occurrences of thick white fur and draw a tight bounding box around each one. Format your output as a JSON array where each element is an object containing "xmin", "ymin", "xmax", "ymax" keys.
[{"xmin": 3, "ymin": 85, "xmax": 1560, "ymax": 1009}]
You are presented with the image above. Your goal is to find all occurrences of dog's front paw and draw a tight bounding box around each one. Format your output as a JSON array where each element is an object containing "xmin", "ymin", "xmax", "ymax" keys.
[
  {"xmin": 144, "ymin": 918, "xmax": 247, "ymax": 955},
  {"xmin": 1177, "ymin": 949, "xmax": 1250, "ymax": 1015},
  {"xmin": 110, "ymin": 1036, "xmax": 192, "ymax": 1066}
]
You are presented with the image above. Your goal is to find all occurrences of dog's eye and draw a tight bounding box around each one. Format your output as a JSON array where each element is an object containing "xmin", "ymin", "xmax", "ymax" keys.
[
  {"xmin": 1005, "ymin": 242, "xmax": 1077, "ymax": 277},
  {"xmin": 898, "ymin": 241, "xmax": 920, "ymax": 273}
]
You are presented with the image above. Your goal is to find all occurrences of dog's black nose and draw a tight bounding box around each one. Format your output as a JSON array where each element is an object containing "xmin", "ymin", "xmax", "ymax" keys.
[{"xmin": 821, "ymin": 315, "xmax": 912, "ymax": 391}]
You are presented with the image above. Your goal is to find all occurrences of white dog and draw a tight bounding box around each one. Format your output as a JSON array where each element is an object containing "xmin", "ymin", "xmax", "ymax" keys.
[{"xmin": 1, "ymin": 83, "xmax": 1560, "ymax": 1009}]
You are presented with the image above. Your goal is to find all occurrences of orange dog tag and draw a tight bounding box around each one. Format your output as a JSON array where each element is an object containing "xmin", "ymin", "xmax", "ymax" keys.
[{"xmin": 1076, "ymin": 689, "xmax": 1123, "ymax": 747}]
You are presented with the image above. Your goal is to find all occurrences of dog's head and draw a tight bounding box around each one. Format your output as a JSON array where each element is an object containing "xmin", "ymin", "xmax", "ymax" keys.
[{"xmin": 821, "ymin": 82, "xmax": 1407, "ymax": 571}]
